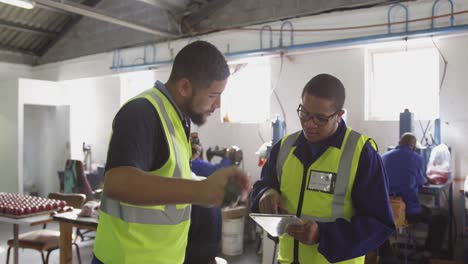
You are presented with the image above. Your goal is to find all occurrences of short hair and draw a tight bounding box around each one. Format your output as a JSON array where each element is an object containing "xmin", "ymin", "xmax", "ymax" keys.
[
  {"xmin": 399, "ymin": 132, "xmax": 417, "ymax": 148},
  {"xmin": 301, "ymin": 73, "xmax": 345, "ymax": 110},
  {"xmin": 168, "ymin": 41, "xmax": 230, "ymax": 89}
]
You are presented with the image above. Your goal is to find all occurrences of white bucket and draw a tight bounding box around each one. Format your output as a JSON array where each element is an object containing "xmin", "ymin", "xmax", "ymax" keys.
[{"xmin": 222, "ymin": 216, "xmax": 245, "ymax": 256}]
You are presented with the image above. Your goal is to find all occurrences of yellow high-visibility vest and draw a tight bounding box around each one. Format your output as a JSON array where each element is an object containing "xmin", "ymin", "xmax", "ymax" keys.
[
  {"xmin": 276, "ymin": 128, "xmax": 376, "ymax": 264},
  {"xmin": 94, "ymin": 88, "xmax": 192, "ymax": 264}
]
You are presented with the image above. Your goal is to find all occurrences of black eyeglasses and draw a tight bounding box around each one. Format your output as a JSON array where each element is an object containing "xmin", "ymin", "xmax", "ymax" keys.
[{"xmin": 296, "ymin": 104, "xmax": 341, "ymax": 126}]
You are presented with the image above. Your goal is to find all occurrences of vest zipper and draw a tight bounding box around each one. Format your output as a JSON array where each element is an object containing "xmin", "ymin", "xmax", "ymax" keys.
[{"xmin": 292, "ymin": 167, "xmax": 309, "ymax": 264}]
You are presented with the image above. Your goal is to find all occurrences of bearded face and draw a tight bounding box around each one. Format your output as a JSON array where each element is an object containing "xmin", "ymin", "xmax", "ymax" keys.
[{"xmin": 183, "ymin": 79, "xmax": 227, "ymax": 126}]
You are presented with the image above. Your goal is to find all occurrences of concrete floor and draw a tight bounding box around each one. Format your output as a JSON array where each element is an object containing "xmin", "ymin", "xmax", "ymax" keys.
[
  {"xmin": 1, "ymin": 221, "xmax": 464, "ymax": 264},
  {"xmin": 0, "ymin": 222, "xmax": 261, "ymax": 264}
]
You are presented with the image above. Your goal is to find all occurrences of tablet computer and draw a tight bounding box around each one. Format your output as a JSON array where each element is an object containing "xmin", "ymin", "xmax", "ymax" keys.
[{"xmin": 249, "ymin": 213, "xmax": 302, "ymax": 237}]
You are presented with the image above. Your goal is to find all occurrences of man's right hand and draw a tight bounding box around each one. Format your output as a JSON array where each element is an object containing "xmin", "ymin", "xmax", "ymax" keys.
[
  {"xmin": 197, "ymin": 167, "xmax": 251, "ymax": 207},
  {"xmin": 259, "ymin": 189, "xmax": 287, "ymax": 214}
]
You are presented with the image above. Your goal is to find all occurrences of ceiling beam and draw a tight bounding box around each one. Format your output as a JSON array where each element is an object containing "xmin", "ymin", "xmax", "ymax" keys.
[
  {"xmin": 0, "ymin": 44, "xmax": 38, "ymax": 56},
  {"xmin": 0, "ymin": 19, "xmax": 58, "ymax": 37},
  {"xmin": 37, "ymin": 0, "xmax": 101, "ymax": 57},
  {"xmin": 182, "ymin": 0, "xmax": 232, "ymax": 32},
  {"xmin": 136, "ymin": 0, "xmax": 188, "ymax": 12},
  {"xmin": 34, "ymin": 0, "xmax": 178, "ymax": 37},
  {"xmin": 35, "ymin": 3, "xmax": 76, "ymax": 16}
]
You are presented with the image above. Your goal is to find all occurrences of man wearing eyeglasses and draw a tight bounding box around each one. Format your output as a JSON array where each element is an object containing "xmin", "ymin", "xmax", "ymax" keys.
[{"xmin": 251, "ymin": 73, "xmax": 395, "ymax": 263}]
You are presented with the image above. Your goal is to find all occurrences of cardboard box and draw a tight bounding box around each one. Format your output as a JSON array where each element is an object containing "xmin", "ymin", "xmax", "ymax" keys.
[{"xmin": 222, "ymin": 205, "xmax": 247, "ymax": 219}]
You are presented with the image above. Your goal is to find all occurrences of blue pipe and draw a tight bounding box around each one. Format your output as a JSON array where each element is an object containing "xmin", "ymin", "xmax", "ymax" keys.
[
  {"xmin": 431, "ymin": 0, "xmax": 454, "ymax": 29},
  {"xmin": 387, "ymin": 3, "xmax": 409, "ymax": 33},
  {"xmin": 260, "ymin": 25, "xmax": 273, "ymax": 49},
  {"xmin": 279, "ymin": 21, "xmax": 294, "ymax": 47},
  {"xmin": 110, "ymin": 24, "xmax": 468, "ymax": 71},
  {"xmin": 226, "ymin": 24, "xmax": 468, "ymax": 60}
]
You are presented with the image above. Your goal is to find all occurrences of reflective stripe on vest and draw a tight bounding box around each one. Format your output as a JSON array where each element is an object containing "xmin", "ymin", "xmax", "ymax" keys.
[
  {"xmin": 276, "ymin": 130, "xmax": 361, "ymax": 220},
  {"xmin": 276, "ymin": 129, "xmax": 367, "ymax": 264},
  {"xmin": 276, "ymin": 131, "xmax": 300, "ymax": 184},
  {"xmin": 100, "ymin": 88, "xmax": 190, "ymax": 225}
]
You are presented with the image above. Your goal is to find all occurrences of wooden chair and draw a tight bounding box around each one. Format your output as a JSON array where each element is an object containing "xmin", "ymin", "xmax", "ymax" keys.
[
  {"xmin": 389, "ymin": 196, "xmax": 414, "ymax": 263},
  {"xmin": 59, "ymin": 159, "xmax": 101, "ymax": 241},
  {"xmin": 6, "ymin": 193, "xmax": 86, "ymax": 264}
]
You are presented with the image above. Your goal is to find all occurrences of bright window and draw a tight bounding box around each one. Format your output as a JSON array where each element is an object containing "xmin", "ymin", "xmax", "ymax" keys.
[
  {"xmin": 367, "ymin": 48, "xmax": 439, "ymax": 120},
  {"xmin": 221, "ymin": 59, "xmax": 271, "ymax": 123}
]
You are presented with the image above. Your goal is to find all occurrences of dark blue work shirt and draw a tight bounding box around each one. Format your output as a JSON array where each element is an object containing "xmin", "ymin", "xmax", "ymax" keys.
[
  {"xmin": 185, "ymin": 158, "xmax": 232, "ymax": 264},
  {"xmin": 381, "ymin": 145, "xmax": 426, "ymax": 215},
  {"xmin": 250, "ymin": 120, "xmax": 395, "ymax": 263},
  {"xmin": 191, "ymin": 157, "xmax": 232, "ymax": 177},
  {"xmin": 104, "ymin": 81, "xmax": 190, "ymax": 173}
]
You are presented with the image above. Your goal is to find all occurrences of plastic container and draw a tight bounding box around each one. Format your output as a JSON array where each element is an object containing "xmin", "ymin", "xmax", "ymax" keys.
[{"xmin": 222, "ymin": 216, "xmax": 245, "ymax": 256}]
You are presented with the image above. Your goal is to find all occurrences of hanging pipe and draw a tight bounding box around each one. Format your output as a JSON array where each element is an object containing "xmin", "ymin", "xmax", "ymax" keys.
[
  {"xmin": 110, "ymin": 23, "xmax": 468, "ymax": 71},
  {"xmin": 167, "ymin": 41, "xmax": 174, "ymax": 60},
  {"xmin": 143, "ymin": 44, "xmax": 157, "ymax": 64},
  {"xmin": 112, "ymin": 49, "xmax": 122, "ymax": 68},
  {"xmin": 431, "ymin": 0, "xmax": 455, "ymax": 29},
  {"xmin": 260, "ymin": 25, "xmax": 273, "ymax": 49},
  {"xmin": 112, "ymin": 49, "xmax": 118, "ymax": 68},
  {"xmin": 387, "ymin": 3, "xmax": 409, "ymax": 33},
  {"xmin": 279, "ymin": 21, "xmax": 294, "ymax": 47}
]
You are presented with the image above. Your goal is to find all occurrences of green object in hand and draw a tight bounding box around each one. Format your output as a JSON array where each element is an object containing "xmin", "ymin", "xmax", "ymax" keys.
[{"xmin": 222, "ymin": 183, "xmax": 240, "ymax": 207}]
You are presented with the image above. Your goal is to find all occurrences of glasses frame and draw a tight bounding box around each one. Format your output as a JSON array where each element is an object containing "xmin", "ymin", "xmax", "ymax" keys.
[{"xmin": 296, "ymin": 104, "xmax": 341, "ymax": 126}]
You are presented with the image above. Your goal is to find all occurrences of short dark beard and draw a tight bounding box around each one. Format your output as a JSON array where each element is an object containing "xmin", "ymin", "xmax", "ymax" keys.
[
  {"xmin": 187, "ymin": 108, "xmax": 205, "ymax": 126},
  {"xmin": 184, "ymin": 92, "xmax": 206, "ymax": 126}
]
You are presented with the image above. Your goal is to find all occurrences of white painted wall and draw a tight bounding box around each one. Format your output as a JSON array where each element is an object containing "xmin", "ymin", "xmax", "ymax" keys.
[
  {"xmin": 0, "ymin": 80, "xmax": 20, "ymax": 193},
  {"xmin": 19, "ymin": 79, "xmax": 70, "ymax": 196},
  {"xmin": 119, "ymin": 70, "xmax": 164, "ymax": 104},
  {"xmin": 61, "ymin": 76, "xmax": 121, "ymax": 165},
  {"xmin": 23, "ymin": 105, "xmax": 70, "ymax": 197},
  {"xmin": 0, "ymin": 63, "xmax": 31, "ymax": 80}
]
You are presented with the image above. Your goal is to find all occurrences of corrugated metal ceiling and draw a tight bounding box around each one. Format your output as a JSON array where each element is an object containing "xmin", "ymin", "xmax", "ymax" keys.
[{"xmin": 0, "ymin": 1, "xmax": 83, "ymax": 56}]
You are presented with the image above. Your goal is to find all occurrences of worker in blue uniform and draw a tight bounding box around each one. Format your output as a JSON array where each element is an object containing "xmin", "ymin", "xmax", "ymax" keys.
[
  {"xmin": 184, "ymin": 132, "xmax": 238, "ymax": 264},
  {"xmin": 381, "ymin": 132, "xmax": 447, "ymax": 260},
  {"xmin": 251, "ymin": 73, "xmax": 395, "ymax": 264}
]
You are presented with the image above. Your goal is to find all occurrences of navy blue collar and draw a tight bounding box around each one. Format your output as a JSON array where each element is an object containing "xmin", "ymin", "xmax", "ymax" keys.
[
  {"xmin": 154, "ymin": 81, "xmax": 191, "ymax": 128},
  {"xmin": 292, "ymin": 120, "xmax": 348, "ymax": 166},
  {"xmin": 396, "ymin": 145, "xmax": 413, "ymax": 152}
]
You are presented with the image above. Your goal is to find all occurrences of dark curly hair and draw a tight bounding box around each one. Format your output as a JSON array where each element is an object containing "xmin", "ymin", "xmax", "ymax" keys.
[
  {"xmin": 168, "ymin": 41, "xmax": 230, "ymax": 90},
  {"xmin": 301, "ymin": 73, "xmax": 345, "ymax": 111}
]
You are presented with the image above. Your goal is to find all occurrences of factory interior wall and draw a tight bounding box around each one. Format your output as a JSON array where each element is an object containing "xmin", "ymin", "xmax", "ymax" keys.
[
  {"xmin": 0, "ymin": 1, "xmax": 466, "ymax": 210},
  {"xmin": 23, "ymin": 105, "xmax": 69, "ymax": 197},
  {"xmin": 0, "ymin": 80, "xmax": 19, "ymax": 193},
  {"xmin": 61, "ymin": 76, "xmax": 121, "ymax": 165}
]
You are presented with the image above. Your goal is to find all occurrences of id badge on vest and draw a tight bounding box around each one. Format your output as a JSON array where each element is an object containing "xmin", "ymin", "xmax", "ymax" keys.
[{"xmin": 307, "ymin": 170, "xmax": 337, "ymax": 194}]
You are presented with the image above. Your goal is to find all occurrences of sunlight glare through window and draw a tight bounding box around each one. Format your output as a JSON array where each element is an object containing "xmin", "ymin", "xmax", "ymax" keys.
[
  {"xmin": 221, "ymin": 61, "xmax": 270, "ymax": 123},
  {"xmin": 368, "ymin": 48, "xmax": 439, "ymax": 121}
]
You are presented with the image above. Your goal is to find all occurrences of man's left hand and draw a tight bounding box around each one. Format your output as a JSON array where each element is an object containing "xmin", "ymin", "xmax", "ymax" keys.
[{"xmin": 286, "ymin": 220, "xmax": 319, "ymax": 245}]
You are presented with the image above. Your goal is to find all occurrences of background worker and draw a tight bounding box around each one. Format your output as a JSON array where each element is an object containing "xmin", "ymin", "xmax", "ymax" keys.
[
  {"xmin": 185, "ymin": 132, "xmax": 242, "ymax": 264},
  {"xmin": 92, "ymin": 41, "xmax": 250, "ymax": 264},
  {"xmin": 381, "ymin": 132, "xmax": 447, "ymax": 260},
  {"xmin": 190, "ymin": 132, "xmax": 236, "ymax": 177},
  {"xmin": 251, "ymin": 73, "xmax": 395, "ymax": 263}
]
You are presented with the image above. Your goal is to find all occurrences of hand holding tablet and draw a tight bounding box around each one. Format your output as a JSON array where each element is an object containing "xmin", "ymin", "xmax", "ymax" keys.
[{"xmin": 249, "ymin": 213, "xmax": 303, "ymax": 237}]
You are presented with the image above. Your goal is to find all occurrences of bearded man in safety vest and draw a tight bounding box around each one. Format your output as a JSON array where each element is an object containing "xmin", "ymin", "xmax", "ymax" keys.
[
  {"xmin": 251, "ymin": 73, "xmax": 395, "ymax": 264},
  {"xmin": 92, "ymin": 41, "xmax": 250, "ymax": 264}
]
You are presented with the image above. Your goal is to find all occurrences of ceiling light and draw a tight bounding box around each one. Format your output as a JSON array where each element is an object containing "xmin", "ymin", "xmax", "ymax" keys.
[{"xmin": 0, "ymin": 0, "xmax": 34, "ymax": 9}]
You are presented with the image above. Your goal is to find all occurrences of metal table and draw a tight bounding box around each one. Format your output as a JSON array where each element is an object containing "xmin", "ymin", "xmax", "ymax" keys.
[{"xmin": 420, "ymin": 181, "xmax": 453, "ymax": 258}]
